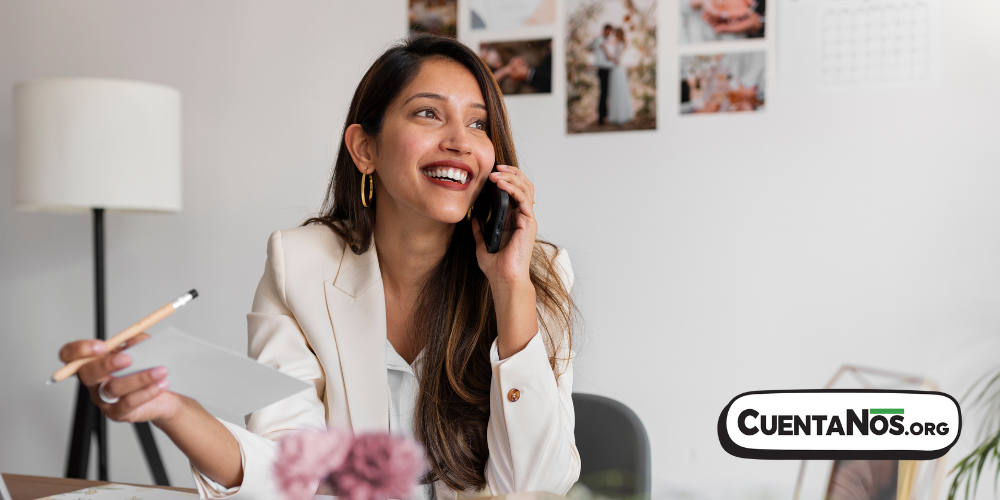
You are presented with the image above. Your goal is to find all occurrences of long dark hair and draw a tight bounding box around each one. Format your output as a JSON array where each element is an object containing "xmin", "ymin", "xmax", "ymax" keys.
[{"xmin": 305, "ymin": 34, "xmax": 575, "ymax": 492}]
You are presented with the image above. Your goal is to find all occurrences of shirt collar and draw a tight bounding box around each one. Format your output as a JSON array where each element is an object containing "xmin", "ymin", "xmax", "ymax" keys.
[{"xmin": 385, "ymin": 340, "xmax": 425, "ymax": 375}]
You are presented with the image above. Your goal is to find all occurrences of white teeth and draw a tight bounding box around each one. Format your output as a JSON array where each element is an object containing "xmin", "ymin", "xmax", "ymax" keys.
[{"xmin": 421, "ymin": 167, "xmax": 468, "ymax": 184}]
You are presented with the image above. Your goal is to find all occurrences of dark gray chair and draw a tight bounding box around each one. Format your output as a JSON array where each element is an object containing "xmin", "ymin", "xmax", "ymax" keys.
[{"xmin": 572, "ymin": 393, "xmax": 651, "ymax": 499}]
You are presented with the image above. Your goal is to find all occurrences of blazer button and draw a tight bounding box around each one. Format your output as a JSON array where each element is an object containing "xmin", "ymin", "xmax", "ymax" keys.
[{"xmin": 507, "ymin": 388, "xmax": 520, "ymax": 402}]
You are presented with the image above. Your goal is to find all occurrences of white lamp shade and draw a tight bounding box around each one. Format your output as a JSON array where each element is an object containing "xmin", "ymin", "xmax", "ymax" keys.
[{"xmin": 14, "ymin": 78, "xmax": 182, "ymax": 213}]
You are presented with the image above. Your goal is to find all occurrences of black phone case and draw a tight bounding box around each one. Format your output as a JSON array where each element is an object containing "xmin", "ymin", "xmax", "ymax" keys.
[{"xmin": 474, "ymin": 168, "xmax": 510, "ymax": 253}]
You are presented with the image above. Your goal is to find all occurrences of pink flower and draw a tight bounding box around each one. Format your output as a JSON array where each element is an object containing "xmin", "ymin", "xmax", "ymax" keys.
[
  {"xmin": 274, "ymin": 428, "xmax": 354, "ymax": 500},
  {"xmin": 330, "ymin": 433, "xmax": 427, "ymax": 500}
]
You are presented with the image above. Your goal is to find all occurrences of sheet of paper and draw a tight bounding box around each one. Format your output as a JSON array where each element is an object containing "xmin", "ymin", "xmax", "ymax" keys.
[
  {"xmin": 779, "ymin": 0, "xmax": 941, "ymax": 92},
  {"xmin": 34, "ymin": 483, "xmax": 198, "ymax": 499},
  {"xmin": 114, "ymin": 327, "xmax": 311, "ymax": 418},
  {"xmin": 0, "ymin": 474, "xmax": 12, "ymax": 500}
]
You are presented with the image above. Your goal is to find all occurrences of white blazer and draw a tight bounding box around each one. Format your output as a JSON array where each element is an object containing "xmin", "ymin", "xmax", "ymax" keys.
[{"xmin": 191, "ymin": 225, "xmax": 580, "ymax": 499}]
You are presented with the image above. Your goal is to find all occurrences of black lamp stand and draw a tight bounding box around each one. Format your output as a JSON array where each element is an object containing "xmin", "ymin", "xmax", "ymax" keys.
[{"xmin": 64, "ymin": 208, "xmax": 171, "ymax": 486}]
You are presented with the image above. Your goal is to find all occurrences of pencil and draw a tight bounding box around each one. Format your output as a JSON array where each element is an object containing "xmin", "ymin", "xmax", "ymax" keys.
[{"xmin": 47, "ymin": 289, "xmax": 198, "ymax": 385}]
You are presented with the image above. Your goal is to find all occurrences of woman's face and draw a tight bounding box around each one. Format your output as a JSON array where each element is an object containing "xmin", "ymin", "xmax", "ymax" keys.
[{"xmin": 369, "ymin": 57, "xmax": 496, "ymax": 226}]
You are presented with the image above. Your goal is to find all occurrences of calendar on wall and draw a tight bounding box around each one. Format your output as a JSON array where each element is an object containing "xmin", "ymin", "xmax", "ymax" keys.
[
  {"xmin": 779, "ymin": 0, "xmax": 941, "ymax": 92},
  {"xmin": 821, "ymin": 1, "xmax": 930, "ymax": 85}
]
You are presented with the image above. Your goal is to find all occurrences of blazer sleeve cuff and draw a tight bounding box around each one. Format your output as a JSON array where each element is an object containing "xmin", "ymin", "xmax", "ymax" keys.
[
  {"xmin": 489, "ymin": 330, "xmax": 547, "ymax": 367},
  {"xmin": 487, "ymin": 332, "xmax": 579, "ymax": 494},
  {"xmin": 190, "ymin": 418, "xmax": 280, "ymax": 499},
  {"xmin": 488, "ymin": 330, "xmax": 560, "ymax": 426},
  {"xmin": 193, "ymin": 466, "xmax": 240, "ymax": 498}
]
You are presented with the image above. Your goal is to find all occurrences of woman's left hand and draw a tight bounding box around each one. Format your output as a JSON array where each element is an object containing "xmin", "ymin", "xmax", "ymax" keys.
[
  {"xmin": 472, "ymin": 164, "xmax": 539, "ymax": 358},
  {"xmin": 471, "ymin": 164, "xmax": 537, "ymax": 293}
]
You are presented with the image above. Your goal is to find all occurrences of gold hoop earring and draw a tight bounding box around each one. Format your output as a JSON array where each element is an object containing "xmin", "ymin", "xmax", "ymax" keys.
[
  {"xmin": 361, "ymin": 171, "xmax": 374, "ymax": 208},
  {"xmin": 467, "ymin": 206, "xmax": 473, "ymax": 221}
]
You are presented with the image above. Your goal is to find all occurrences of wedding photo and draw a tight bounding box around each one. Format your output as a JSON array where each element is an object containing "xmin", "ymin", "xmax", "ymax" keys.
[
  {"xmin": 566, "ymin": 0, "xmax": 657, "ymax": 134},
  {"xmin": 409, "ymin": 0, "xmax": 457, "ymax": 38},
  {"xmin": 680, "ymin": 51, "xmax": 766, "ymax": 114},
  {"xmin": 680, "ymin": 0, "xmax": 766, "ymax": 44},
  {"xmin": 480, "ymin": 39, "xmax": 553, "ymax": 94}
]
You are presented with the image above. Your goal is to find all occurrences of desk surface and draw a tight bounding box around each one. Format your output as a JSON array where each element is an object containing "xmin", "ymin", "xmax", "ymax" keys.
[
  {"xmin": 1, "ymin": 473, "xmax": 197, "ymax": 499},
  {"xmin": 1, "ymin": 473, "xmax": 566, "ymax": 500}
]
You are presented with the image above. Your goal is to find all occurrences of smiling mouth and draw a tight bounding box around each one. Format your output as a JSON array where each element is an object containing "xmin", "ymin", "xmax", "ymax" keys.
[{"xmin": 420, "ymin": 166, "xmax": 470, "ymax": 185}]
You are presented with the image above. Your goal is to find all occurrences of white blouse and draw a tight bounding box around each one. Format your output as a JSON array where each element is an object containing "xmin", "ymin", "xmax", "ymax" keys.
[
  {"xmin": 386, "ymin": 341, "xmax": 421, "ymax": 440},
  {"xmin": 385, "ymin": 341, "xmax": 425, "ymax": 498}
]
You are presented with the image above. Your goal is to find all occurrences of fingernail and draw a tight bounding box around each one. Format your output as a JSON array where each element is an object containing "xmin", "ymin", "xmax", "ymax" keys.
[
  {"xmin": 92, "ymin": 343, "xmax": 107, "ymax": 355},
  {"xmin": 151, "ymin": 366, "xmax": 168, "ymax": 379},
  {"xmin": 112, "ymin": 353, "xmax": 131, "ymax": 369},
  {"xmin": 157, "ymin": 380, "xmax": 169, "ymax": 390}
]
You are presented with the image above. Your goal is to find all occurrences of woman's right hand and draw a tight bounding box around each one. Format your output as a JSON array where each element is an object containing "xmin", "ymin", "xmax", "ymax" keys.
[
  {"xmin": 59, "ymin": 338, "xmax": 244, "ymax": 488},
  {"xmin": 58, "ymin": 336, "xmax": 182, "ymax": 425}
]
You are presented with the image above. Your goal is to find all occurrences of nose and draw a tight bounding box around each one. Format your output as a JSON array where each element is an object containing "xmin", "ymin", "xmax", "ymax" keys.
[{"xmin": 440, "ymin": 119, "xmax": 473, "ymax": 155}]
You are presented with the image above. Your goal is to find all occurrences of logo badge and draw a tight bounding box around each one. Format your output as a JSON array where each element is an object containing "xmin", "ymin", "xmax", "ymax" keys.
[{"xmin": 718, "ymin": 390, "xmax": 961, "ymax": 460}]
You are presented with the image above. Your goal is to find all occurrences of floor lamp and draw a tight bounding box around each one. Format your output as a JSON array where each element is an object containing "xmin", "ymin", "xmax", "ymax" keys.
[{"xmin": 13, "ymin": 78, "xmax": 182, "ymax": 485}]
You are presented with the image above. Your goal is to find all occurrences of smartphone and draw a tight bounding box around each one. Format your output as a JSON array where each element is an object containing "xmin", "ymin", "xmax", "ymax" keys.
[{"xmin": 473, "ymin": 165, "xmax": 510, "ymax": 253}]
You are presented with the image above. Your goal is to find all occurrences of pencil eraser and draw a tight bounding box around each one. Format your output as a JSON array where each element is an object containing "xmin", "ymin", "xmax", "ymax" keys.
[{"xmin": 188, "ymin": 289, "xmax": 198, "ymax": 299}]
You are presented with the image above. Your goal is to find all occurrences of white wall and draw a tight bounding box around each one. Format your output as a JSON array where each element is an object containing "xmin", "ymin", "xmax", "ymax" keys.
[{"xmin": 2, "ymin": 1, "xmax": 999, "ymax": 499}]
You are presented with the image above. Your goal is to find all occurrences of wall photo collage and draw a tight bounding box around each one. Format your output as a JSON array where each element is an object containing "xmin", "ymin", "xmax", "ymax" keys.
[{"xmin": 409, "ymin": 0, "xmax": 772, "ymax": 135}]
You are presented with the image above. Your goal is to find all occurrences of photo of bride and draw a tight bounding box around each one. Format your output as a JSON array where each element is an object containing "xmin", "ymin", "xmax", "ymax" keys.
[
  {"xmin": 566, "ymin": 0, "xmax": 656, "ymax": 134},
  {"xmin": 603, "ymin": 27, "xmax": 634, "ymax": 124}
]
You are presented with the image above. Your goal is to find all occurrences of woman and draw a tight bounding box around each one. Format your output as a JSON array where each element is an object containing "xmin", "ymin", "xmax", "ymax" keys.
[
  {"xmin": 57, "ymin": 35, "xmax": 580, "ymax": 499},
  {"xmin": 603, "ymin": 28, "xmax": 634, "ymax": 125}
]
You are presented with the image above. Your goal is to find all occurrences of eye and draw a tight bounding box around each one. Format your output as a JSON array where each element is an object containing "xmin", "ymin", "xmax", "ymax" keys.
[
  {"xmin": 470, "ymin": 119, "xmax": 487, "ymax": 131},
  {"xmin": 415, "ymin": 108, "xmax": 438, "ymax": 120}
]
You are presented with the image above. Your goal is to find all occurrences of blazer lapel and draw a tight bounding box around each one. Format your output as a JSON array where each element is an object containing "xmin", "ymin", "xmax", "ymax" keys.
[{"xmin": 325, "ymin": 241, "xmax": 389, "ymax": 432}]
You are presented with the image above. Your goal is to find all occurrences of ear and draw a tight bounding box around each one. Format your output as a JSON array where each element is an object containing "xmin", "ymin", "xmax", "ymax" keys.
[{"xmin": 344, "ymin": 124, "xmax": 376, "ymax": 174}]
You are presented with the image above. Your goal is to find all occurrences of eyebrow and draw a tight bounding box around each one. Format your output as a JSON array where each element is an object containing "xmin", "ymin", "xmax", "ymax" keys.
[{"xmin": 404, "ymin": 92, "xmax": 487, "ymax": 110}]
